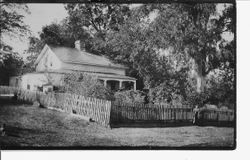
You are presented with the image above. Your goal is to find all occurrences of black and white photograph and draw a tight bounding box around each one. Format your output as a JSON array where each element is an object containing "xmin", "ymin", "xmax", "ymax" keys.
[{"xmin": 0, "ymin": 0, "xmax": 236, "ymax": 150}]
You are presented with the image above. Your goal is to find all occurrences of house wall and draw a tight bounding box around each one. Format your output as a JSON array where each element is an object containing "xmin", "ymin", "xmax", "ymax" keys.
[
  {"xmin": 9, "ymin": 76, "xmax": 22, "ymax": 87},
  {"xmin": 10, "ymin": 72, "xmax": 136, "ymax": 91},
  {"xmin": 61, "ymin": 62, "xmax": 126, "ymax": 75},
  {"xmin": 21, "ymin": 73, "xmax": 64, "ymax": 91},
  {"xmin": 36, "ymin": 48, "xmax": 62, "ymax": 72}
]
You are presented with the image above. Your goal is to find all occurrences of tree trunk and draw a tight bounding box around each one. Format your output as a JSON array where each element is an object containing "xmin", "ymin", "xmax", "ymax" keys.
[
  {"xmin": 191, "ymin": 58, "xmax": 206, "ymax": 93},
  {"xmin": 196, "ymin": 72, "xmax": 205, "ymax": 93}
]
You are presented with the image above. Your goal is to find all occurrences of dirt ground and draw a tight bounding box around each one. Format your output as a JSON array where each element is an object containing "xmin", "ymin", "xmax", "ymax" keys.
[{"xmin": 0, "ymin": 101, "xmax": 235, "ymax": 149}]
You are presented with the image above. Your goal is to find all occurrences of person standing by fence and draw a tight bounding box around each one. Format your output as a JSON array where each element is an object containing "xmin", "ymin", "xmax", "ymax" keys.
[{"xmin": 193, "ymin": 105, "xmax": 199, "ymax": 124}]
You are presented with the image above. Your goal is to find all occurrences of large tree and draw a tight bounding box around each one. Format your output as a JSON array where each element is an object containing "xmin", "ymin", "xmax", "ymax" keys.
[
  {"xmin": 101, "ymin": 3, "xmax": 235, "ymax": 104},
  {"xmin": 0, "ymin": 3, "xmax": 30, "ymax": 84},
  {"xmin": 104, "ymin": 4, "xmax": 191, "ymax": 90},
  {"xmin": 143, "ymin": 3, "xmax": 235, "ymax": 93},
  {"xmin": 64, "ymin": 3, "xmax": 131, "ymax": 55},
  {"xmin": 0, "ymin": 3, "xmax": 30, "ymax": 63},
  {"xmin": 65, "ymin": 4, "xmax": 131, "ymax": 36}
]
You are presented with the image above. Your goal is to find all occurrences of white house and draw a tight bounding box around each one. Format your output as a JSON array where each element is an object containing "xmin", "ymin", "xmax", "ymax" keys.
[{"xmin": 9, "ymin": 41, "xmax": 136, "ymax": 91}]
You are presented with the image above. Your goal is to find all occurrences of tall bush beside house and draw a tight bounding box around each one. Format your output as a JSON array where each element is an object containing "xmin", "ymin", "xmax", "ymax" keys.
[{"xmin": 59, "ymin": 72, "xmax": 114, "ymax": 100}]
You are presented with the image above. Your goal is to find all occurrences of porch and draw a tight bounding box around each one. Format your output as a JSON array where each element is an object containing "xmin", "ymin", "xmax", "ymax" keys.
[
  {"xmin": 95, "ymin": 73, "xmax": 137, "ymax": 91},
  {"xmin": 99, "ymin": 79, "xmax": 136, "ymax": 91}
]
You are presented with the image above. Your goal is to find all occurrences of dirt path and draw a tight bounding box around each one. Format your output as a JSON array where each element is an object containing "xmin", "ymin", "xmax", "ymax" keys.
[{"xmin": 0, "ymin": 103, "xmax": 235, "ymax": 148}]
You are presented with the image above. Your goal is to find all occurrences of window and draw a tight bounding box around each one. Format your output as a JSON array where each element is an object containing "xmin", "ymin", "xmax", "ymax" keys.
[
  {"xmin": 50, "ymin": 62, "xmax": 53, "ymax": 67},
  {"xmin": 27, "ymin": 84, "xmax": 30, "ymax": 90}
]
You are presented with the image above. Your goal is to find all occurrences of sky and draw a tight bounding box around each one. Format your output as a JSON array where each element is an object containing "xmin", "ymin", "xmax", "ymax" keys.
[
  {"xmin": 2, "ymin": 4, "xmax": 68, "ymax": 56},
  {"xmin": 2, "ymin": 3, "xmax": 233, "ymax": 60},
  {"xmin": 2, "ymin": 4, "xmax": 141, "ymax": 57}
]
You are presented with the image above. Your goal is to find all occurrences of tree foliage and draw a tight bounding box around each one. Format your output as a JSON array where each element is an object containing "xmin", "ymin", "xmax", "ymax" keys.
[
  {"xmin": 144, "ymin": 4, "xmax": 226, "ymax": 93},
  {"xmin": 0, "ymin": 3, "xmax": 30, "ymax": 36},
  {"xmin": 0, "ymin": 3, "xmax": 30, "ymax": 66},
  {"xmin": 0, "ymin": 3, "xmax": 30, "ymax": 84},
  {"xmin": 64, "ymin": 3, "xmax": 131, "ymax": 55},
  {"xmin": 22, "ymin": 36, "xmax": 45, "ymax": 73},
  {"xmin": 65, "ymin": 4, "xmax": 131, "ymax": 36},
  {"xmin": 0, "ymin": 49, "xmax": 23, "ymax": 85},
  {"xmin": 105, "ymin": 3, "xmax": 235, "ymax": 105}
]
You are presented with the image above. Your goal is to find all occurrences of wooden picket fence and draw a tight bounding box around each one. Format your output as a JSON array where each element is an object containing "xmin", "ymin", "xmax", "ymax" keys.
[
  {"xmin": 50, "ymin": 93, "xmax": 112, "ymax": 127},
  {"xmin": 198, "ymin": 108, "xmax": 234, "ymax": 122},
  {"xmin": 0, "ymin": 86, "xmax": 112, "ymax": 127},
  {"xmin": 110, "ymin": 101, "xmax": 235, "ymax": 126},
  {"xmin": 0, "ymin": 86, "xmax": 235, "ymax": 128},
  {"xmin": 110, "ymin": 102, "xmax": 194, "ymax": 124}
]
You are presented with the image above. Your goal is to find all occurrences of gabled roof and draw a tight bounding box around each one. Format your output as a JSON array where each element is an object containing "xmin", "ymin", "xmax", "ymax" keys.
[{"xmin": 35, "ymin": 44, "xmax": 126, "ymax": 69}]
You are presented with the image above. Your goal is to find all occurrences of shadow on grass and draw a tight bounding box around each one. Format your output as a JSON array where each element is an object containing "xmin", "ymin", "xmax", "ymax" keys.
[
  {"xmin": 3, "ymin": 125, "xmax": 55, "ymax": 137},
  {"xmin": 0, "ymin": 97, "xmax": 32, "ymax": 105},
  {"xmin": 110, "ymin": 120, "xmax": 194, "ymax": 128},
  {"xmin": 110, "ymin": 120, "xmax": 235, "ymax": 128},
  {"xmin": 195, "ymin": 121, "xmax": 235, "ymax": 128}
]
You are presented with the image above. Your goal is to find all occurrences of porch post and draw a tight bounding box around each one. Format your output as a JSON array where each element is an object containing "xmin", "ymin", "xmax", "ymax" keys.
[
  {"xmin": 119, "ymin": 80, "xmax": 123, "ymax": 89},
  {"xmin": 133, "ymin": 80, "xmax": 136, "ymax": 91},
  {"xmin": 104, "ymin": 79, "xmax": 107, "ymax": 87}
]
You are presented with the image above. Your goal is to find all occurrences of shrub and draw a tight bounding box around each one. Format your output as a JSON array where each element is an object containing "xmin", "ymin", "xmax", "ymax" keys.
[
  {"xmin": 185, "ymin": 90, "xmax": 210, "ymax": 107},
  {"xmin": 184, "ymin": 75, "xmax": 235, "ymax": 109},
  {"xmin": 114, "ymin": 90, "xmax": 145, "ymax": 104},
  {"xmin": 59, "ymin": 72, "xmax": 114, "ymax": 100},
  {"xmin": 148, "ymin": 80, "xmax": 187, "ymax": 107}
]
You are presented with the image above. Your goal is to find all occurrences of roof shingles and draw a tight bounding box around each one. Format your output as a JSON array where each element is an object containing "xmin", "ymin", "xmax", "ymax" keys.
[{"xmin": 49, "ymin": 46, "xmax": 125, "ymax": 69}]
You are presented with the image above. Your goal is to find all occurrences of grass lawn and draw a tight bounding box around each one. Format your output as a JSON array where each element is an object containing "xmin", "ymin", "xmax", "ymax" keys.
[{"xmin": 0, "ymin": 101, "xmax": 235, "ymax": 149}]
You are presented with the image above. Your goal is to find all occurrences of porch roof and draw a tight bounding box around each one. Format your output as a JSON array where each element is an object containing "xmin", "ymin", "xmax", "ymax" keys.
[
  {"xmin": 23, "ymin": 70, "xmax": 136, "ymax": 81},
  {"xmin": 93, "ymin": 73, "xmax": 136, "ymax": 81}
]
